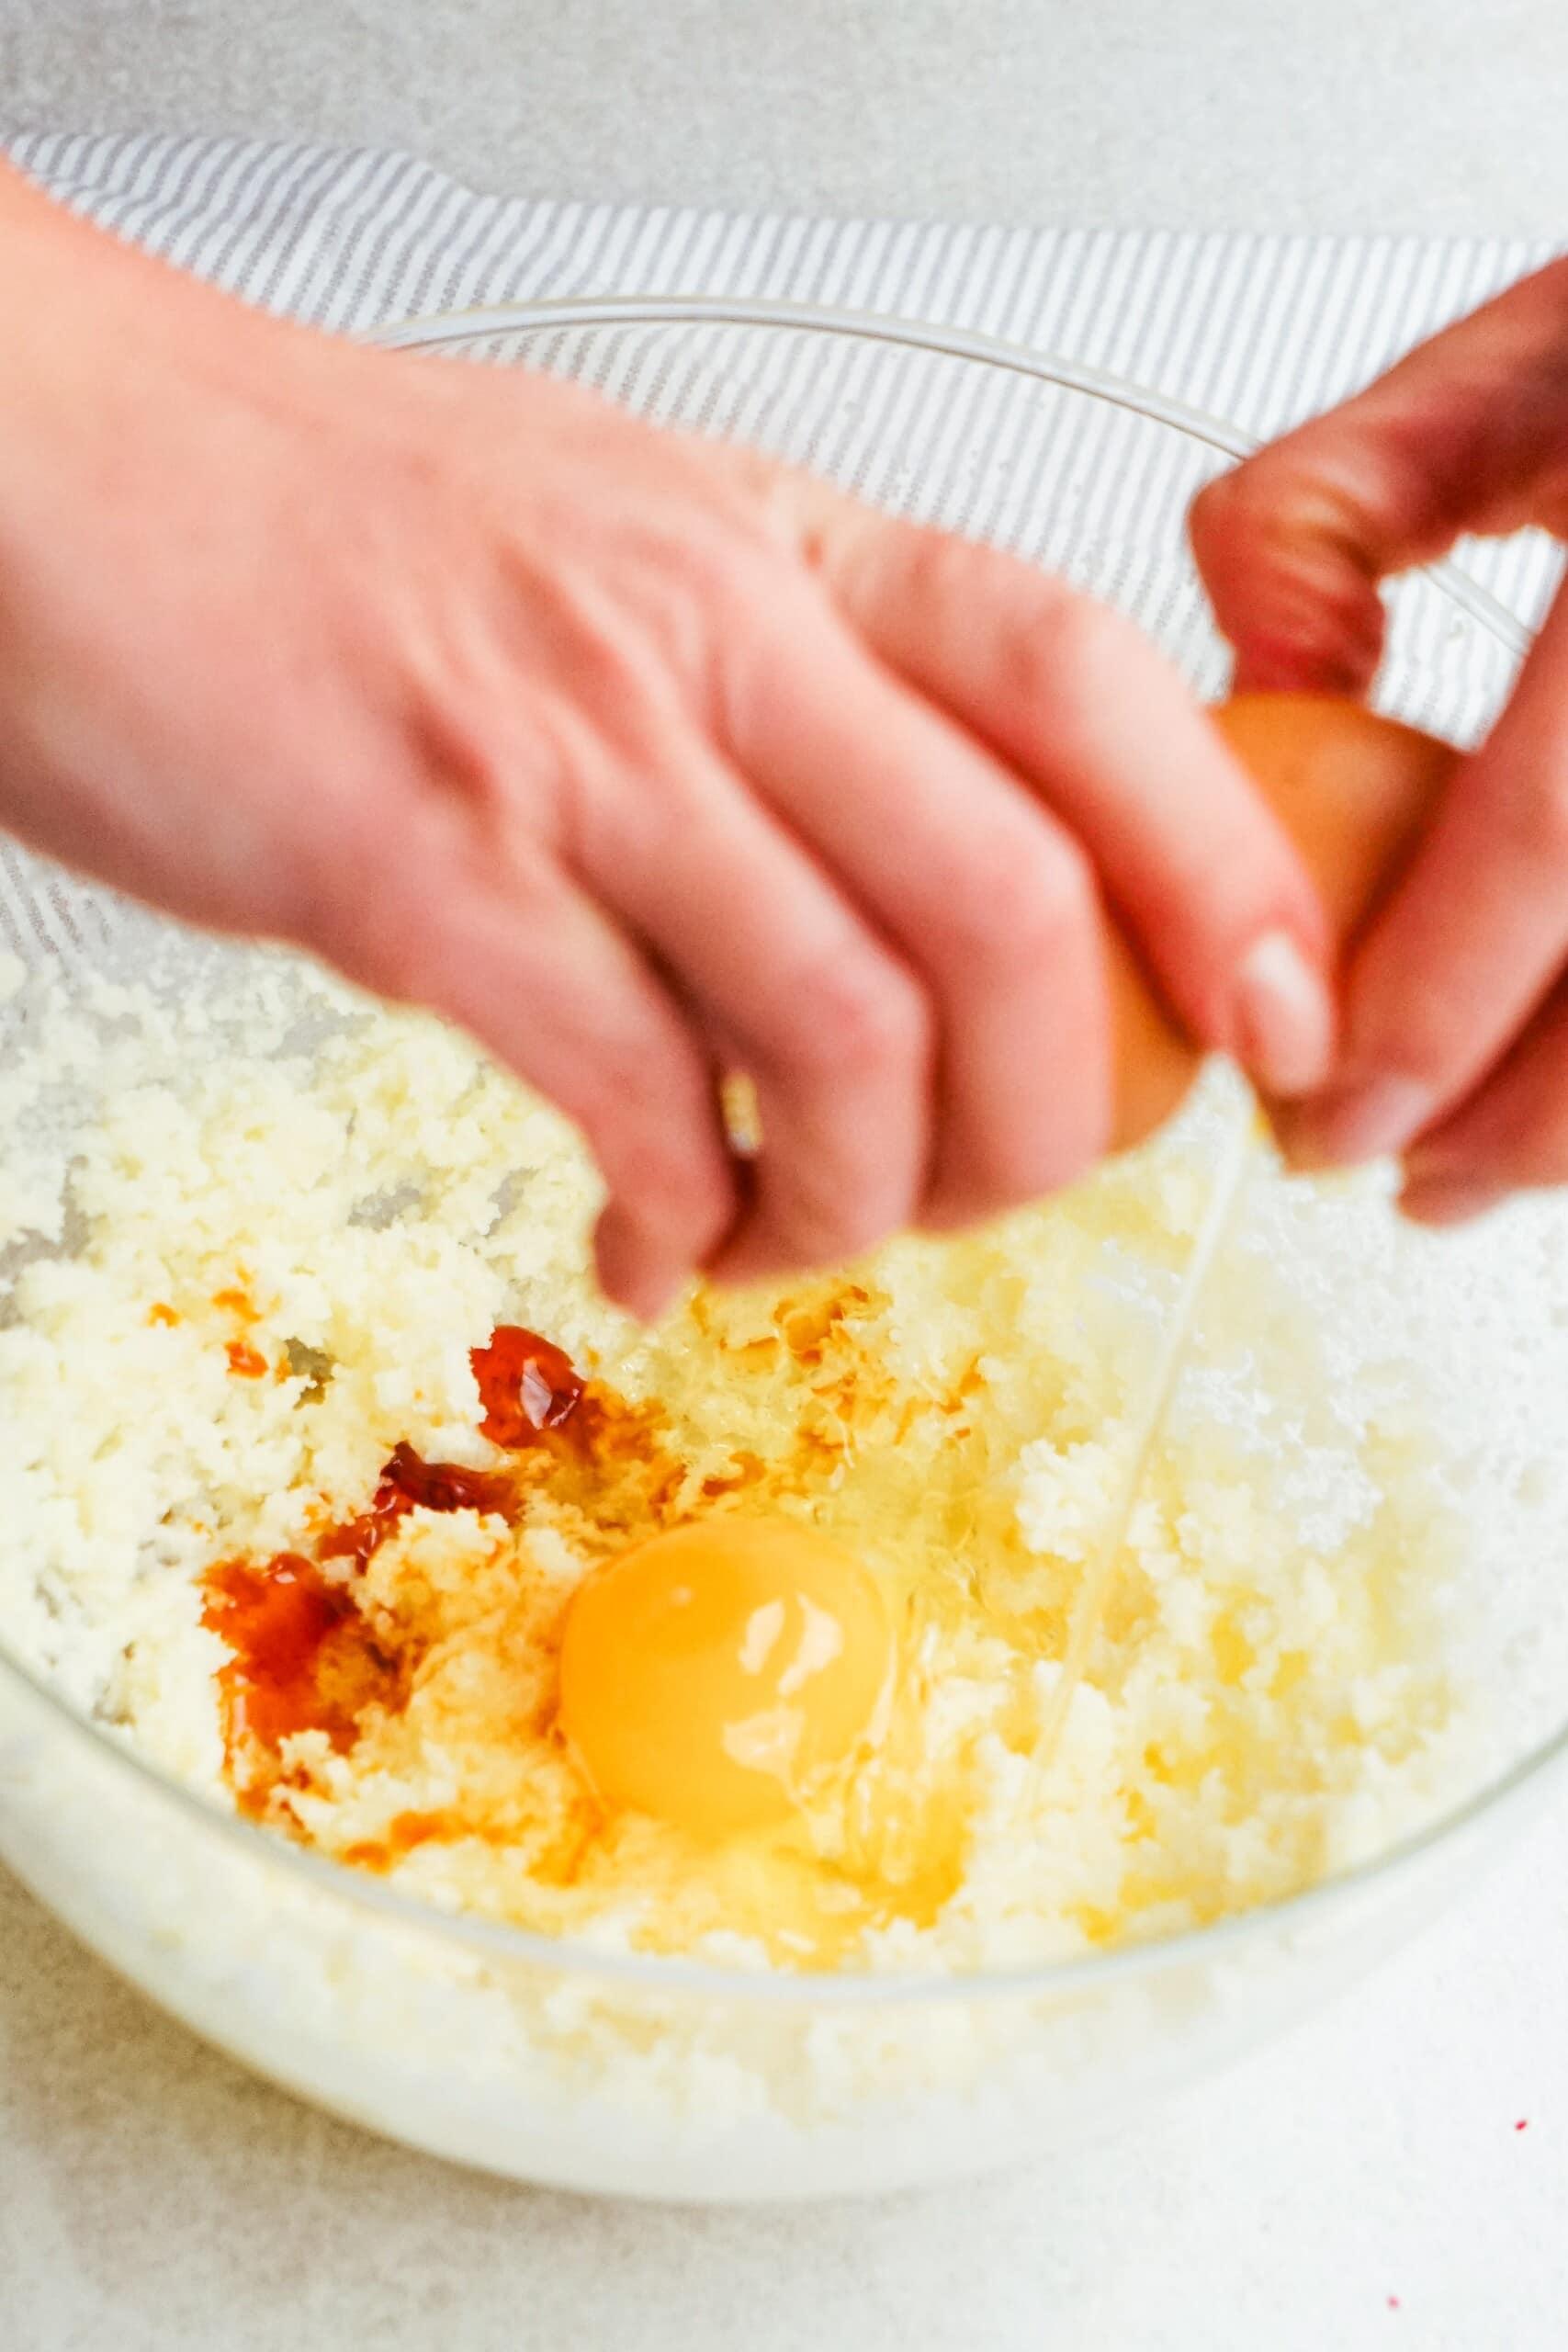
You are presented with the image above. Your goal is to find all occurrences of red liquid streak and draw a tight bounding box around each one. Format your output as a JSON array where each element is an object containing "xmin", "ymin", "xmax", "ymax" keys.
[
  {"xmin": 471, "ymin": 1326, "xmax": 585, "ymax": 1447},
  {"xmin": 205, "ymin": 1329, "xmax": 604, "ymax": 1812},
  {"xmin": 203, "ymin": 1553, "xmax": 365, "ymax": 1758},
  {"xmin": 204, "ymin": 1442, "xmax": 522, "ymax": 1798},
  {"xmin": 319, "ymin": 1441, "xmax": 514, "ymax": 1568}
]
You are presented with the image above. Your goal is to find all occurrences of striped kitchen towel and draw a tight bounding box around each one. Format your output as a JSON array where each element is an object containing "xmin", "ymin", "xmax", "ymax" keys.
[{"xmin": 4, "ymin": 126, "xmax": 1562, "ymax": 635}]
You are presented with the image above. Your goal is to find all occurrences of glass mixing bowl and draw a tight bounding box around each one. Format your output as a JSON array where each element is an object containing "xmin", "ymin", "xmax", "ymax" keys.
[{"xmin": 2, "ymin": 302, "xmax": 1565, "ymax": 2205}]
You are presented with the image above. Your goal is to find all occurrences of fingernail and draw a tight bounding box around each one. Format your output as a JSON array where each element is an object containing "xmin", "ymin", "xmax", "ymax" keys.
[
  {"xmin": 1289, "ymin": 1073, "xmax": 1438, "ymax": 1168},
  {"xmin": 1233, "ymin": 930, "xmax": 1336, "ymax": 1097},
  {"xmin": 1399, "ymin": 1173, "xmax": 1508, "ymax": 1228},
  {"xmin": 592, "ymin": 1204, "xmax": 682, "ymax": 1323}
]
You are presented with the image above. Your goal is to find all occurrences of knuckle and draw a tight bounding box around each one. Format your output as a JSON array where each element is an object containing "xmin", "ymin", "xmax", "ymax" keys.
[
  {"xmin": 780, "ymin": 951, "xmax": 931, "ymax": 1086},
  {"xmin": 1190, "ymin": 454, "xmax": 1289, "ymax": 548},
  {"xmin": 992, "ymin": 593, "xmax": 1162, "ymax": 765},
  {"xmin": 894, "ymin": 528, "xmax": 1126, "ymax": 701},
  {"xmin": 1187, "ymin": 468, "xmax": 1247, "ymax": 557},
  {"xmin": 652, "ymin": 514, "xmax": 767, "ymax": 612},
  {"xmin": 896, "ymin": 522, "xmax": 979, "ymax": 613},
  {"xmin": 586, "ymin": 517, "xmax": 778, "ymax": 729},
  {"xmin": 498, "ymin": 534, "xmax": 742, "ymax": 754},
  {"xmin": 1000, "ymin": 579, "xmax": 1137, "ymax": 709},
  {"xmin": 928, "ymin": 827, "xmax": 1097, "ymax": 983}
]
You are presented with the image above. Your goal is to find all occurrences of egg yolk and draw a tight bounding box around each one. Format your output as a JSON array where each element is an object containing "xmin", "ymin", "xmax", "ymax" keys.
[{"xmin": 558, "ymin": 1517, "xmax": 895, "ymax": 1840}]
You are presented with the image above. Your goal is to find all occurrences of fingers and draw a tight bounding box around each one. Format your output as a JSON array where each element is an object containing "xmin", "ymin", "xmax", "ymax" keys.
[
  {"xmin": 807, "ymin": 503, "xmax": 1335, "ymax": 1097},
  {"xmin": 563, "ymin": 725, "xmax": 935, "ymax": 1287},
  {"xmin": 1190, "ymin": 262, "xmax": 1568, "ymax": 1193},
  {"xmin": 329, "ymin": 809, "xmax": 737, "ymax": 1320},
  {"xmin": 1286, "ymin": 575, "xmax": 1568, "ymax": 1170},
  {"xmin": 1190, "ymin": 257, "xmax": 1568, "ymax": 694},
  {"xmin": 1399, "ymin": 974, "xmax": 1568, "ymax": 1223},
  {"xmin": 719, "ymin": 588, "xmax": 1111, "ymax": 1229}
]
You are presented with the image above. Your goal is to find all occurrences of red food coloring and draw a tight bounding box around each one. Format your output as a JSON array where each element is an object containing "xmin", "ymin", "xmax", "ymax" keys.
[
  {"xmin": 378, "ymin": 1442, "xmax": 513, "ymax": 1518},
  {"xmin": 203, "ymin": 1441, "xmax": 515, "ymax": 1809},
  {"xmin": 203, "ymin": 1323, "xmax": 658, "ymax": 1822},
  {"xmin": 201, "ymin": 1551, "xmax": 399, "ymax": 1801},
  {"xmin": 471, "ymin": 1325, "xmax": 585, "ymax": 1447},
  {"xmin": 319, "ymin": 1441, "xmax": 514, "ymax": 1567}
]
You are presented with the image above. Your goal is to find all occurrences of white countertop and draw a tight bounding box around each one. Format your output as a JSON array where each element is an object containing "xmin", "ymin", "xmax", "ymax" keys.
[
  {"xmin": 3, "ymin": 0, "xmax": 1568, "ymax": 235},
  {"xmin": 3, "ymin": 6, "xmax": 1568, "ymax": 2347},
  {"xmin": 6, "ymin": 1812, "xmax": 1567, "ymax": 2350}
]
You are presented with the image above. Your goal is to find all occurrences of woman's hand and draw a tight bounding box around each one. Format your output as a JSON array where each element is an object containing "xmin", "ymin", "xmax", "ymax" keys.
[
  {"xmin": 0, "ymin": 164, "xmax": 1331, "ymax": 1312},
  {"xmin": 1191, "ymin": 258, "xmax": 1568, "ymax": 1225}
]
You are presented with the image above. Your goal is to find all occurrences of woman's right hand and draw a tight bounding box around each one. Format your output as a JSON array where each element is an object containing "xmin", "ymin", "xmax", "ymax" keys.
[{"xmin": 1191, "ymin": 259, "xmax": 1568, "ymax": 1226}]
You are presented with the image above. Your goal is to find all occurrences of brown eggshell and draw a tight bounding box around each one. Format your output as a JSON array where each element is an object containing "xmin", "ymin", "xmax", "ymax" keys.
[{"xmin": 1109, "ymin": 693, "xmax": 1460, "ymax": 1151}]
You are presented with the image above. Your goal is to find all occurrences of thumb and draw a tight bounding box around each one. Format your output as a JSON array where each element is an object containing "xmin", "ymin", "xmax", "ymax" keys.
[{"xmin": 1189, "ymin": 257, "xmax": 1568, "ymax": 694}]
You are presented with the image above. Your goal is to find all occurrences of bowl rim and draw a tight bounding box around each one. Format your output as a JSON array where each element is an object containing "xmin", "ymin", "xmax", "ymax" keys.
[
  {"xmin": 1, "ymin": 295, "xmax": 1555, "ymax": 2007},
  {"xmin": 371, "ymin": 295, "xmax": 1533, "ymax": 657}
]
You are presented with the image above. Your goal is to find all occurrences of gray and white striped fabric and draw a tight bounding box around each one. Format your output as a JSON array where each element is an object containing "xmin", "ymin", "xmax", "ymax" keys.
[
  {"xmin": 0, "ymin": 124, "xmax": 1562, "ymax": 994},
  {"xmin": 3, "ymin": 126, "xmax": 1562, "ymax": 635}
]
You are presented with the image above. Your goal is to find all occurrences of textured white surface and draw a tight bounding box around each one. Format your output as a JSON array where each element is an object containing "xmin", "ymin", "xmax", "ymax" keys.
[
  {"xmin": 3, "ymin": 6, "xmax": 1568, "ymax": 2346},
  {"xmin": 1, "ymin": 0, "xmax": 1568, "ymax": 233},
  {"xmin": 3, "ymin": 1814, "xmax": 1567, "ymax": 2349}
]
